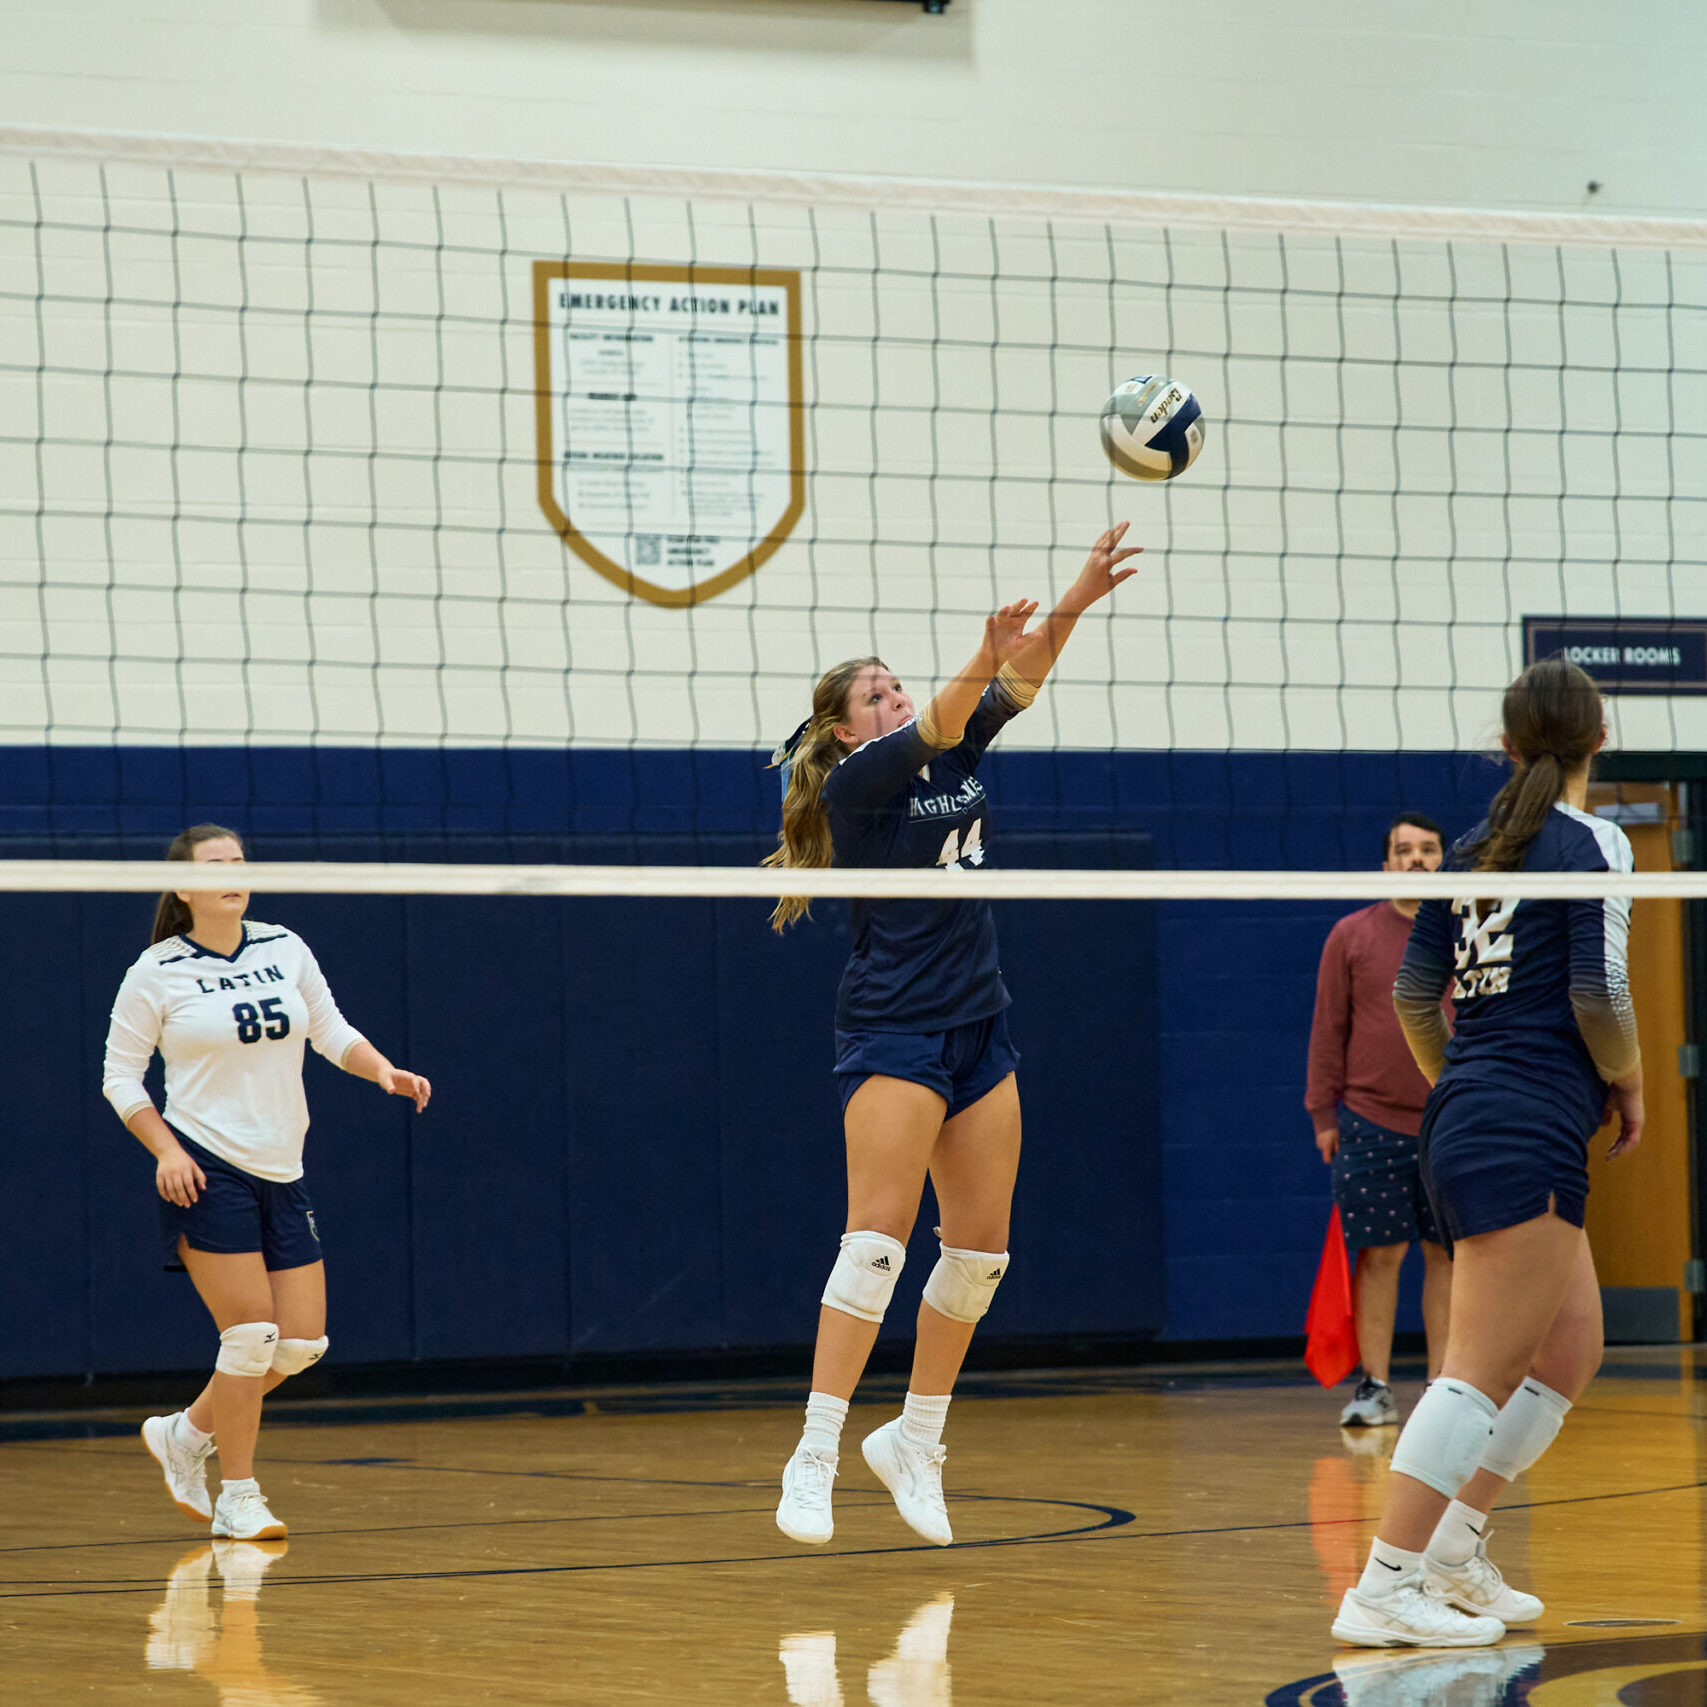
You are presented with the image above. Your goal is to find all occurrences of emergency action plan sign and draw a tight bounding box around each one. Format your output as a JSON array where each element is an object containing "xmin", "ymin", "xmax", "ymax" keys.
[{"xmin": 533, "ymin": 261, "xmax": 805, "ymax": 608}]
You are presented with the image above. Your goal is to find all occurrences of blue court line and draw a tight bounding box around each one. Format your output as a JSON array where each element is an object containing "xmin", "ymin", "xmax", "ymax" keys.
[
  {"xmin": 0, "ymin": 1495, "xmax": 1135, "ymax": 1598},
  {"xmin": 7, "ymin": 1473, "xmax": 1706, "ymax": 1598},
  {"xmin": 0, "ymin": 1500, "xmax": 871, "ymax": 1558}
]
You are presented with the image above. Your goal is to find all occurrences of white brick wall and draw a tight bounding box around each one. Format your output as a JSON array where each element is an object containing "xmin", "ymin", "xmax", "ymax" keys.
[
  {"xmin": 4, "ymin": 0, "xmax": 1705, "ymax": 215},
  {"xmin": 1, "ymin": 3, "xmax": 1704, "ymax": 754},
  {"xmin": 3, "ymin": 1, "xmax": 1707, "ymax": 215}
]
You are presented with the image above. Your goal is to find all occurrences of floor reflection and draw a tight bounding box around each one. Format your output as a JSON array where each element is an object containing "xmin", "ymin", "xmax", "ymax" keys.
[
  {"xmin": 1308, "ymin": 1437, "xmax": 1392, "ymax": 1606},
  {"xmin": 781, "ymin": 1592, "xmax": 955, "ymax": 1707},
  {"xmin": 1329, "ymin": 1645, "xmax": 1545, "ymax": 1706},
  {"xmin": 147, "ymin": 1540, "xmax": 320, "ymax": 1705}
]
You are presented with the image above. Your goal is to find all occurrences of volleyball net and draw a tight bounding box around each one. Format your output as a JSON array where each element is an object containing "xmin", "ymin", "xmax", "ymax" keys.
[{"xmin": 2, "ymin": 127, "xmax": 1706, "ymax": 874}]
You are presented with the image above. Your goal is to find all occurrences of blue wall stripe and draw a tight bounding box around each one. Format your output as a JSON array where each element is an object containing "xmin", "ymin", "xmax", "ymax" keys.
[
  {"xmin": 3, "ymin": 746, "xmax": 1496, "ymax": 1351},
  {"xmin": 0, "ymin": 746, "xmax": 1505, "ymax": 863}
]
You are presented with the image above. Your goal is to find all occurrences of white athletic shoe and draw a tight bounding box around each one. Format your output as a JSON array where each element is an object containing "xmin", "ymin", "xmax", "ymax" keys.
[
  {"xmin": 141, "ymin": 1412, "xmax": 216, "ymax": 1523},
  {"xmin": 1332, "ymin": 1644, "xmax": 1545, "ymax": 1707},
  {"xmin": 1332, "ymin": 1572, "xmax": 1505, "ymax": 1648},
  {"xmin": 778, "ymin": 1631, "xmax": 845, "ymax": 1707},
  {"xmin": 776, "ymin": 1446, "xmax": 838, "ymax": 1544},
  {"xmin": 861, "ymin": 1418, "xmax": 952, "ymax": 1547},
  {"xmin": 1426, "ymin": 1529, "xmax": 1545, "ymax": 1624},
  {"xmin": 211, "ymin": 1481, "xmax": 287, "ymax": 1542},
  {"xmin": 1340, "ymin": 1378, "xmax": 1399, "ymax": 1427}
]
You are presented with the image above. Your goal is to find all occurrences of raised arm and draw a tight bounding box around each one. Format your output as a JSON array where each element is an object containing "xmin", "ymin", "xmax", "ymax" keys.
[
  {"xmin": 998, "ymin": 522, "xmax": 1143, "ymax": 693},
  {"xmin": 915, "ymin": 600, "xmax": 1041, "ymax": 750}
]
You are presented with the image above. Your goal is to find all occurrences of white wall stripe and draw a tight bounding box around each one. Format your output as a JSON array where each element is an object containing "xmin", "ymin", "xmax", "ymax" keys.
[{"xmin": 4, "ymin": 125, "xmax": 1707, "ymax": 252}]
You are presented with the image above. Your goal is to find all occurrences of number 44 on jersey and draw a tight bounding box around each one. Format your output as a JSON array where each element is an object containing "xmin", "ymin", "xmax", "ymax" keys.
[{"xmin": 937, "ymin": 819, "xmax": 986, "ymax": 869}]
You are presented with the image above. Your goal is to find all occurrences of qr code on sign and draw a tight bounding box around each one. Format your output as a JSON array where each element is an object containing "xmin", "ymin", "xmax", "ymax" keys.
[{"xmin": 635, "ymin": 535, "xmax": 662, "ymax": 567}]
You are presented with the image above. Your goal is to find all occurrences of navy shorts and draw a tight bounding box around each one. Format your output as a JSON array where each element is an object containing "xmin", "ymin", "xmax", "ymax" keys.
[
  {"xmin": 1419, "ymin": 1080, "xmax": 1591, "ymax": 1253},
  {"xmin": 158, "ymin": 1131, "xmax": 323, "ymax": 1274},
  {"xmin": 834, "ymin": 1010, "xmax": 1019, "ymax": 1119},
  {"xmin": 1331, "ymin": 1108, "xmax": 1441, "ymax": 1251}
]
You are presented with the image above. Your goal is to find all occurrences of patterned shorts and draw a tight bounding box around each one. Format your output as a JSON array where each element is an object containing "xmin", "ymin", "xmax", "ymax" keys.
[{"xmin": 1331, "ymin": 1108, "xmax": 1441, "ymax": 1251}]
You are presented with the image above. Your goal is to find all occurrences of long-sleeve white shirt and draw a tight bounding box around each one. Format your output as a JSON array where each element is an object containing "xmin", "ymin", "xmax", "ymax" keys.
[{"xmin": 102, "ymin": 922, "xmax": 366, "ymax": 1182}]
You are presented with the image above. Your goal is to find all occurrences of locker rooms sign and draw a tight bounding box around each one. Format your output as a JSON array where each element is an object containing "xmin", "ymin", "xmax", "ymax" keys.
[
  {"xmin": 1523, "ymin": 617, "xmax": 1707, "ymax": 696},
  {"xmin": 533, "ymin": 261, "xmax": 805, "ymax": 607}
]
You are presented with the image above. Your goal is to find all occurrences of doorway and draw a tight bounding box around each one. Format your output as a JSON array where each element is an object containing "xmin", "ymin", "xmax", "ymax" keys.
[{"xmin": 1586, "ymin": 758, "xmax": 1706, "ymax": 1343}]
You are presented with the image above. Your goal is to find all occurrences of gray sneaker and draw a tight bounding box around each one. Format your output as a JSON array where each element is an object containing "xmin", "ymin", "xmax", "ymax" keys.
[{"xmin": 1340, "ymin": 1377, "xmax": 1399, "ymax": 1427}]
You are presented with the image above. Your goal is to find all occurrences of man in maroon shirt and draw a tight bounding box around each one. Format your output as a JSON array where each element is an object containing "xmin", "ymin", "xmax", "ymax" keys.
[{"xmin": 1306, "ymin": 812, "xmax": 1450, "ymax": 1427}]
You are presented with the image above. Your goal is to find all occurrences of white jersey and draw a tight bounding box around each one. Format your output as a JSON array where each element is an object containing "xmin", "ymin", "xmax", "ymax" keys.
[{"xmin": 102, "ymin": 922, "xmax": 366, "ymax": 1183}]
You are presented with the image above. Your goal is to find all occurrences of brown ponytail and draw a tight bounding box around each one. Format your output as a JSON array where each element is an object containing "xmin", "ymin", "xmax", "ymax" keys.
[
  {"xmin": 1469, "ymin": 657, "xmax": 1604, "ymax": 873},
  {"xmin": 762, "ymin": 656, "xmax": 883, "ymax": 932},
  {"xmin": 151, "ymin": 823, "xmax": 246, "ymax": 943}
]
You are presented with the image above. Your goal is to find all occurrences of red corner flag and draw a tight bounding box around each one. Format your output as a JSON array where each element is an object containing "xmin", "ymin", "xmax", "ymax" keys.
[{"xmin": 1304, "ymin": 1206, "xmax": 1359, "ymax": 1388}]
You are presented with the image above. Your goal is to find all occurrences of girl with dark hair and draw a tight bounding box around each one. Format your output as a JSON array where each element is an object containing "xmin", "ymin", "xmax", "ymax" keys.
[
  {"xmin": 765, "ymin": 523, "xmax": 1141, "ymax": 1548},
  {"xmin": 104, "ymin": 826, "xmax": 431, "ymax": 1540},
  {"xmin": 1333, "ymin": 657, "xmax": 1644, "ymax": 1647}
]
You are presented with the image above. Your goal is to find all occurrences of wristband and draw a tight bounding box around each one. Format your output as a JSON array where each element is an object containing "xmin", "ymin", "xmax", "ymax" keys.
[{"xmin": 995, "ymin": 662, "xmax": 1041, "ymax": 709}]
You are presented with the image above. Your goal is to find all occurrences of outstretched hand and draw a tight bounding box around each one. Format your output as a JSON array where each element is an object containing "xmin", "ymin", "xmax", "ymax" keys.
[
  {"xmin": 972, "ymin": 524, "xmax": 1141, "ymax": 693},
  {"xmin": 1066, "ymin": 522, "xmax": 1143, "ymax": 609},
  {"xmin": 379, "ymin": 1064, "xmax": 432, "ymax": 1112},
  {"xmin": 982, "ymin": 599, "xmax": 1041, "ymax": 669}
]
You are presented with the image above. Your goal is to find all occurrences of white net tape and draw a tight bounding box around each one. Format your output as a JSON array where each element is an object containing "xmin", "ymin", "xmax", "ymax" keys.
[{"xmin": 18, "ymin": 861, "xmax": 1705, "ymax": 900}]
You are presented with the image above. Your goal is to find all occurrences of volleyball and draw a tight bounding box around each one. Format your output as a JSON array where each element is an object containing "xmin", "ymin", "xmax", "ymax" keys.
[{"xmin": 1100, "ymin": 375, "xmax": 1205, "ymax": 481}]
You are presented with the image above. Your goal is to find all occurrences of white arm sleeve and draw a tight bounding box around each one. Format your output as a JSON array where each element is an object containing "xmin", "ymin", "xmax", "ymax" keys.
[
  {"xmin": 297, "ymin": 939, "xmax": 367, "ymax": 1065},
  {"xmin": 102, "ymin": 962, "xmax": 162, "ymax": 1124}
]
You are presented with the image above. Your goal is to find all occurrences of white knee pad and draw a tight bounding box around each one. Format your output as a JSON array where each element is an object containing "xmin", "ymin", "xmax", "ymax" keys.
[
  {"xmin": 271, "ymin": 1335, "xmax": 329, "ymax": 1378},
  {"xmin": 1480, "ymin": 1378, "xmax": 1570, "ymax": 1481},
  {"xmin": 821, "ymin": 1231, "xmax": 906, "ymax": 1324},
  {"xmin": 215, "ymin": 1321, "xmax": 279, "ymax": 1378},
  {"xmin": 922, "ymin": 1242, "xmax": 1010, "ymax": 1324},
  {"xmin": 1389, "ymin": 1378, "xmax": 1498, "ymax": 1497}
]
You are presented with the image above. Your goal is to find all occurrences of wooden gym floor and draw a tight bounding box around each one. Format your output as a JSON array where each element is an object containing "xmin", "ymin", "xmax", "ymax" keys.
[{"xmin": 2, "ymin": 1347, "xmax": 1703, "ymax": 1705}]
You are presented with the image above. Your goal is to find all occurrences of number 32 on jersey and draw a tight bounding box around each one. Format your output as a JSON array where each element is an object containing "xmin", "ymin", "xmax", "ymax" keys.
[{"xmin": 1451, "ymin": 897, "xmax": 1518, "ymax": 998}]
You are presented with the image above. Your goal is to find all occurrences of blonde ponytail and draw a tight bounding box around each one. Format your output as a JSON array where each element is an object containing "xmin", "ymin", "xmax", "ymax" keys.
[{"xmin": 762, "ymin": 656, "xmax": 883, "ymax": 932}]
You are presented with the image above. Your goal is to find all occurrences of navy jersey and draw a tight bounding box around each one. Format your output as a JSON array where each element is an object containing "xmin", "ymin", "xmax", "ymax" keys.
[
  {"xmin": 822, "ymin": 679, "xmax": 1026, "ymax": 1032},
  {"xmin": 1394, "ymin": 802, "xmax": 1639, "ymax": 1135}
]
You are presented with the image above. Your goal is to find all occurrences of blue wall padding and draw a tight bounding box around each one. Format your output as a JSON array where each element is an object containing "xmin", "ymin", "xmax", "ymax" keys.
[
  {"xmin": 0, "ymin": 745, "xmax": 1504, "ymax": 861},
  {"xmin": 3, "ymin": 740, "xmax": 1497, "ymax": 1364},
  {"xmin": 406, "ymin": 895, "xmax": 571, "ymax": 1360},
  {"xmin": 3, "ymin": 827, "xmax": 1161, "ymax": 1379}
]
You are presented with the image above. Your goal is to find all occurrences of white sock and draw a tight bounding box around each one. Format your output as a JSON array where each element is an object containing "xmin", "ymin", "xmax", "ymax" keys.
[
  {"xmin": 220, "ymin": 1476, "xmax": 259, "ymax": 1496},
  {"xmin": 175, "ymin": 1413, "xmax": 212, "ymax": 1450},
  {"xmin": 1426, "ymin": 1498, "xmax": 1489, "ymax": 1566},
  {"xmin": 901, "ymin": 1391, "xmax": 951, "ymax": 1451},
  {"xmin": 801, "ymin": 1392, "xmax": 849, "ymax": 1456},
  {"xmin": 1357, "ymin": 1537, "xmax": 1424, "ymax": 1597}
]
